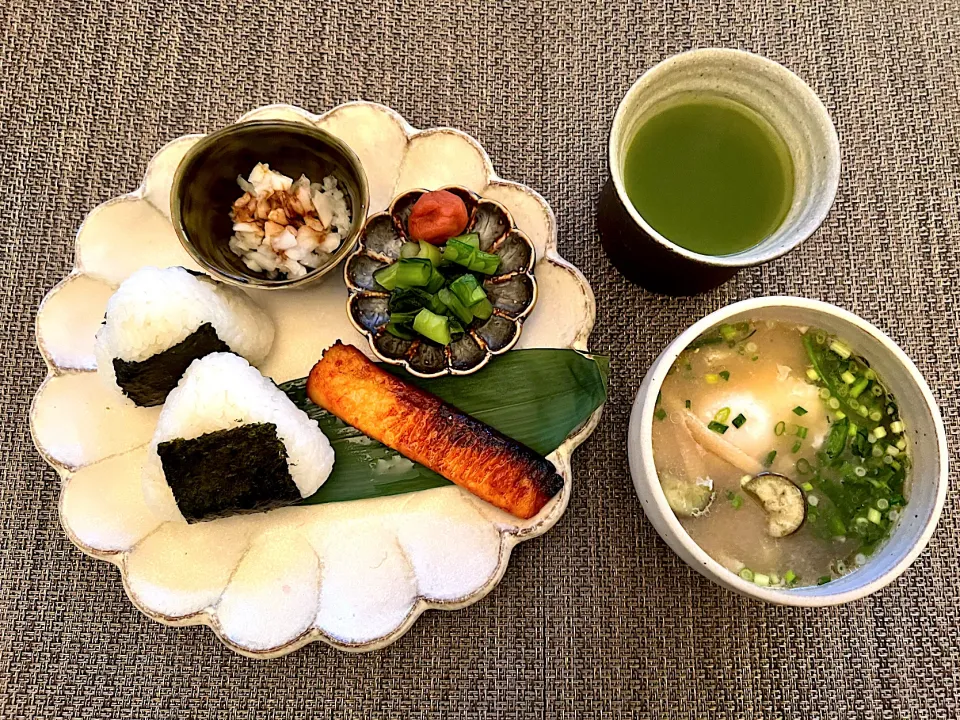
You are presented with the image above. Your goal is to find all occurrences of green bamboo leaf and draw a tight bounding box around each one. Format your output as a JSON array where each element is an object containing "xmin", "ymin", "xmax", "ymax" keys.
[{"xmin": 279, "ymin": 349, "xmax": 608, "ymax": 505}]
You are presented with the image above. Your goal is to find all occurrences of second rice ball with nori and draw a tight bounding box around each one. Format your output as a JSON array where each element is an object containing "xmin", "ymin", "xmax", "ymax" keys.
[{"xmin": 142, "ymin": 352, "xmax": 334, "ymax": 523}]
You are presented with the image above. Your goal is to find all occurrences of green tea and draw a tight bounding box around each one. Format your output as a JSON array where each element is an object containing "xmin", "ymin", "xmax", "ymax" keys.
[{"xmin": 622, "ymin": 97, "xmax": 794, "ymax": 256}]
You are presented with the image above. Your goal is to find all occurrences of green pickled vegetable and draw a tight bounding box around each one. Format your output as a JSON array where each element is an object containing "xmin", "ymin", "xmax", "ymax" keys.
[
  {"xmin": 449, "ymin": 274, "xmax": 488, "ymax": 307},
  {"xmin": 417, "ymin": 241, "xmax": 443, "ymax": 266},
  {"xmin": 400, "ymin": 242, "xmax": 420, "ymax": 259},
  {"xmin": 413, "ymin": 308, "xmax": 451, "ymax": 345},
  {"xmin": 438, "ymin": 288, "xmax": 473, "ymax": 325},
  {"xmin": 443, "ymin": 239, "xmax": 501, "ymax": 274},
  {"xmin": 471, "ymin": 297, "xmax": 494, "ymax": 320}
]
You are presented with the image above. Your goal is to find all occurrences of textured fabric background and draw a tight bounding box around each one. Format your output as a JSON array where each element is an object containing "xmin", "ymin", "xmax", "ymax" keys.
[{"xmin": 1, "ymin": 1, "xmax": 958, "ymax": 718}]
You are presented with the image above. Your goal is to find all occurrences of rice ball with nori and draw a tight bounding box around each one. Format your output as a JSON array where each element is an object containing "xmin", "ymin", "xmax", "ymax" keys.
[
  {"xmin": 94, "ymin": 266, "xmax": 274, "ymax": 407},
  {"xmin": 142, "ymin": 352, "xmax": 334, "ymax": 523}
]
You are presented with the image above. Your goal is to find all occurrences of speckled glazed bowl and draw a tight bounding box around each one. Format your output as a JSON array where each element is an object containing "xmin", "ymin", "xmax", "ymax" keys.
[
  {"xmin": 628, "ymin": 297, "xmax": 948, "ymax": 606},
  {"xmin": 171, "ymin": 120, "xmax": 369, "ymax": 290},
  {"xmin": 344, "ymin": 186, "xmax": 538, "ymax": 377}
]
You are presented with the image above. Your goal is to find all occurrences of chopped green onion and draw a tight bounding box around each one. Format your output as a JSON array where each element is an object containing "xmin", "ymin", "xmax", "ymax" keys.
[
  {"xmin": 841, "ymin": 370, "xmax": 856, "ymax": 384},
  {"xmin": 753, "ymin": 573, "xmax": 770, "ymax": 587},
  {"xmin": 834, "ymin": 411, "xmax": 846, "ymax": 421},
  {"xmin": 817, "ymin": 576, "xmax": 832, "ymax": 585},
  {"xmin": 896, "ymin": 438, "xmax": 907, "ymax": 451},
  {"xmin": 848, "ymin": 421, "xmax": 859, "ymax": 437},
  {"xmin": 745, "ymin": 342, "xmax": 758, "ymax": 353},
  {"xmin": 828, "ymin": 397, "xmax": 841, "ymax": 409},
  {"xmin": 801, "ymin": 481, "xmax": 814, "ymax": 492},
  {"xmin": 867, "ymin": 508, "xmax": 882, "ymax": 524},
  {"xmin": 732, "ymin": 413, "xmax": 747, "ymax": 429},
  {"xmin": 719, "ymin": 370, "xmax": 730, "ymax": 381},
  {"xmin": 815, "ymin": 331, "xmax": 826, "ymax": 344},
  {"xmin": 829, "ymin": 341, "xmax": 852, "ymax": 359},
  {"xmin": 867, "ymin": 432, "xmax": 878, "ymax": 444},
  {"xmin": 793, "ymin": 406, "xmax": 808, "ymax": 416},
  {"xmin": 858, "ymin": 405, "xmax": 870, "ymax": 417},
  {"xmin": 872, "ymin": 445, "xmax": 883, "ymax": 458},
  {"xmin": 869, "ymin": 410, "xmax": 883, "ymax": 422},
  {"xmin": 774, "ymin": 421, "xmax": 786, "ymax": 436},
  {"xmin": 889, "ymin": 420, "xmax": 904, "ymax": 434},
  {"xmin": 807, "ymin": 494, "xmax": 819, "ymax": 507},
  {"xmin": 707, "ymin": 421, "xmax": 729, "ymax": 434},
  {"xmin": 726, "ymin": 491, "xmax": 743, "ymax": 509},
  {"xmin": 796, "ymin": 459, "xmax": 812, "ymax": 475},
  {"xmin": 885, "ymin": 444, "xmax": 899, "ymax": 456},
  {"xmin": 685, "ymin": 400, "xmax": 691, "ymax": 409},
  {"xmin": 795, "ymin": 426, "xmax": 808, "ymax": 439},
  {"xmin": 763, "ymin": 450, "xmax": 777, "ymax": 467},
  {"xmin": 654, "ymin": 408, "xmax": 667, "ymax": 421},
  {"xmin": 784, "ymin": 570, "xmax": 797, "ymax": 585},
  {"xmin": 714, "ymin": 407, "xmax": 731, "ymax": 423},
  {"xmin": 871, "ymin": 384, "xmax": 884, "ymax": 397},
  {"xmin": 791, "ymin": 440, "xmax": 802, "ymax": 453},
  {"xmin": 819, "ymin": 388, "xmax": 831, "ymax": 400},
  {"xmin": 705, "ymin": 373, "xmax": 720, "ymax": 384},
  {"xmin": 720, "ymin": 324, "xmax": 737, "ymax": 342},
  {"xmin": 805, "ymin": 368, "xmax": 819, "ymax": 381},
  {"xmin": 873, "ymin": 426, "xmax": 887, "ymax": 440},
  {"xmin": 739, "ymin": 568, "xmax": 754, "ymax": 582},
  {"xmin": 877, "ymin": 498, "xmax": 890, "ymax": 510},
  {"xmin": 412, "ymin": 308, "xmax": 452, "ymax": 345}
]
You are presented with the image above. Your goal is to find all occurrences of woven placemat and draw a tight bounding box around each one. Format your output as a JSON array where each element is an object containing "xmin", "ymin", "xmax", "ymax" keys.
[{"xmin": 2, "ymin": 1, "xmax": 958, "ymax": 717}]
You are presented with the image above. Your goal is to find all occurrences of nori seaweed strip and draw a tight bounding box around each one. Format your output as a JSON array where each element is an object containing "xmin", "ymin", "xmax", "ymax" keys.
[
  {"xmin": 113, "ymin": 323, "xmax": 229, "ymax": 406},
  {"xmin": 158, "ymin": 423, "xmax": 300, "ymax": 523}
]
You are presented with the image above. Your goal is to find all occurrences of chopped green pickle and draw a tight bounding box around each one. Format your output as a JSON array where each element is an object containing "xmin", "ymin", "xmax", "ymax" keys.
[{"xmin": 653, "ymin": 320, "xmax": 909, "ymax": 589}]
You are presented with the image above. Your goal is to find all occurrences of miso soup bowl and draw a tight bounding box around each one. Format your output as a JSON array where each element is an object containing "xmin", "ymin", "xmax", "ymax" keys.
[{"xmin": 628, "ymin": 297, "xmax": 948, "ymax": 606}]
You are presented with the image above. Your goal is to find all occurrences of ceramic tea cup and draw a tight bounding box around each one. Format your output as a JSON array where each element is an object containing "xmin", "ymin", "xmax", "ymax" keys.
[{"xmin": 599, "ymin": 49, "xmax": 841, "ymax": 295}]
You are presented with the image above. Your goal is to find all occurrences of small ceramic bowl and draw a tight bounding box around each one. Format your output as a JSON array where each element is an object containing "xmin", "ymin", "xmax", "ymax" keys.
[
  {"xmin": 602, "ymin": 49, "xmax": 841, "ymax": 295},
  {"xmin": 628, "ymin": 297, "xmax": 948, "ymax": 605},
  {"xmin": 171, "ymin": 120, "xmax": 369, "ymax": 290},
  {"xmin": 344, "ymin": 186, "xmax": 538, "ymax": 377}
]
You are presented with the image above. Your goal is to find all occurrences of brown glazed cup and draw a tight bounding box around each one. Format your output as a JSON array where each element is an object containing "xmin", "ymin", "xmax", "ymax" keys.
[
  {"xmin": 171, "ymin": 120, "xmax": 369, "ymax": 290},
  {"xmin": 600, "ymin": 49, "xmax": 840, "ymax": 296}
]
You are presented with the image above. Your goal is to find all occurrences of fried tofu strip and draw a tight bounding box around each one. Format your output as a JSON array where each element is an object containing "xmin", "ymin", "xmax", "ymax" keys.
[{"xmin": 307, "ymin": 342, "xmax": 563, "ymax": 519}]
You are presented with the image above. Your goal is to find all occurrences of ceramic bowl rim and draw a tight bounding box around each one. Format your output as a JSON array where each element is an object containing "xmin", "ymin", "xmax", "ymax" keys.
[
  {"xmin": 627, "ymin": 296, "xmax": 948, "ymax": 606},
  {"xmin": 608, "ymin": 48, "xmax": 841, "ymax": 269},
  {"xmin": 170, "ymin": 119, "xmax": 370, "ymax": 290}
]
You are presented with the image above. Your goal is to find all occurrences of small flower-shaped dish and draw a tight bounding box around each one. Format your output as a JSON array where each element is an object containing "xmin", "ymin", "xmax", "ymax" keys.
[{"xmin": 344, "ymin": 186, "xmax": 538, "ymax": 377}]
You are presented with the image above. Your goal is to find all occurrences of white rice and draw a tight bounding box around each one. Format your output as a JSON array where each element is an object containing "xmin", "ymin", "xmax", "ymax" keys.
[
  {"xmin": 93, "ymin": 266, "xmax": 275, "ymax": 399},
  {"xmin": 229, "ymin": 163, "xmax": 351, "ymax": 279},
  {"xmin": 142, "ymin": 352, "xmax": 335, "ymax": 523}
]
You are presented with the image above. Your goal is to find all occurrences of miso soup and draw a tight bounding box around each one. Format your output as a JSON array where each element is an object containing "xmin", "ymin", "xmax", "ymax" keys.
[{"xmin": 652, "ymin": 321, "xmax": 909, "ymax": 589}]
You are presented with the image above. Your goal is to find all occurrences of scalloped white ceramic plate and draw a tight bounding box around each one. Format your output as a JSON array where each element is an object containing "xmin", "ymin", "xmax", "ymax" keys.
[{"xmin": 31, "ymin": 102, "xmax": 599, "ymax": 657}]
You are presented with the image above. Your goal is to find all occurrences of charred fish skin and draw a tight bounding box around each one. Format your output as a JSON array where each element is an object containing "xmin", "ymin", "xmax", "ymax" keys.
[{"xmin": 307, "ymin": 342, "xmax": 563, "ymax": 519}]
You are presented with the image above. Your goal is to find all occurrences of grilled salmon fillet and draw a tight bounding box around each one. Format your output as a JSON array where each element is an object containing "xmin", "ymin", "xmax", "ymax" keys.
[{"xmin": 307, "ymin": 342, "xmax": 563, "ymax": 519}]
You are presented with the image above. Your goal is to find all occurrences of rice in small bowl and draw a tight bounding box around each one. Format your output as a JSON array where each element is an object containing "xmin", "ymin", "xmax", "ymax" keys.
[{"xmin": 172, "ymin": 120, "xmax": 369, "ymax": 290}]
